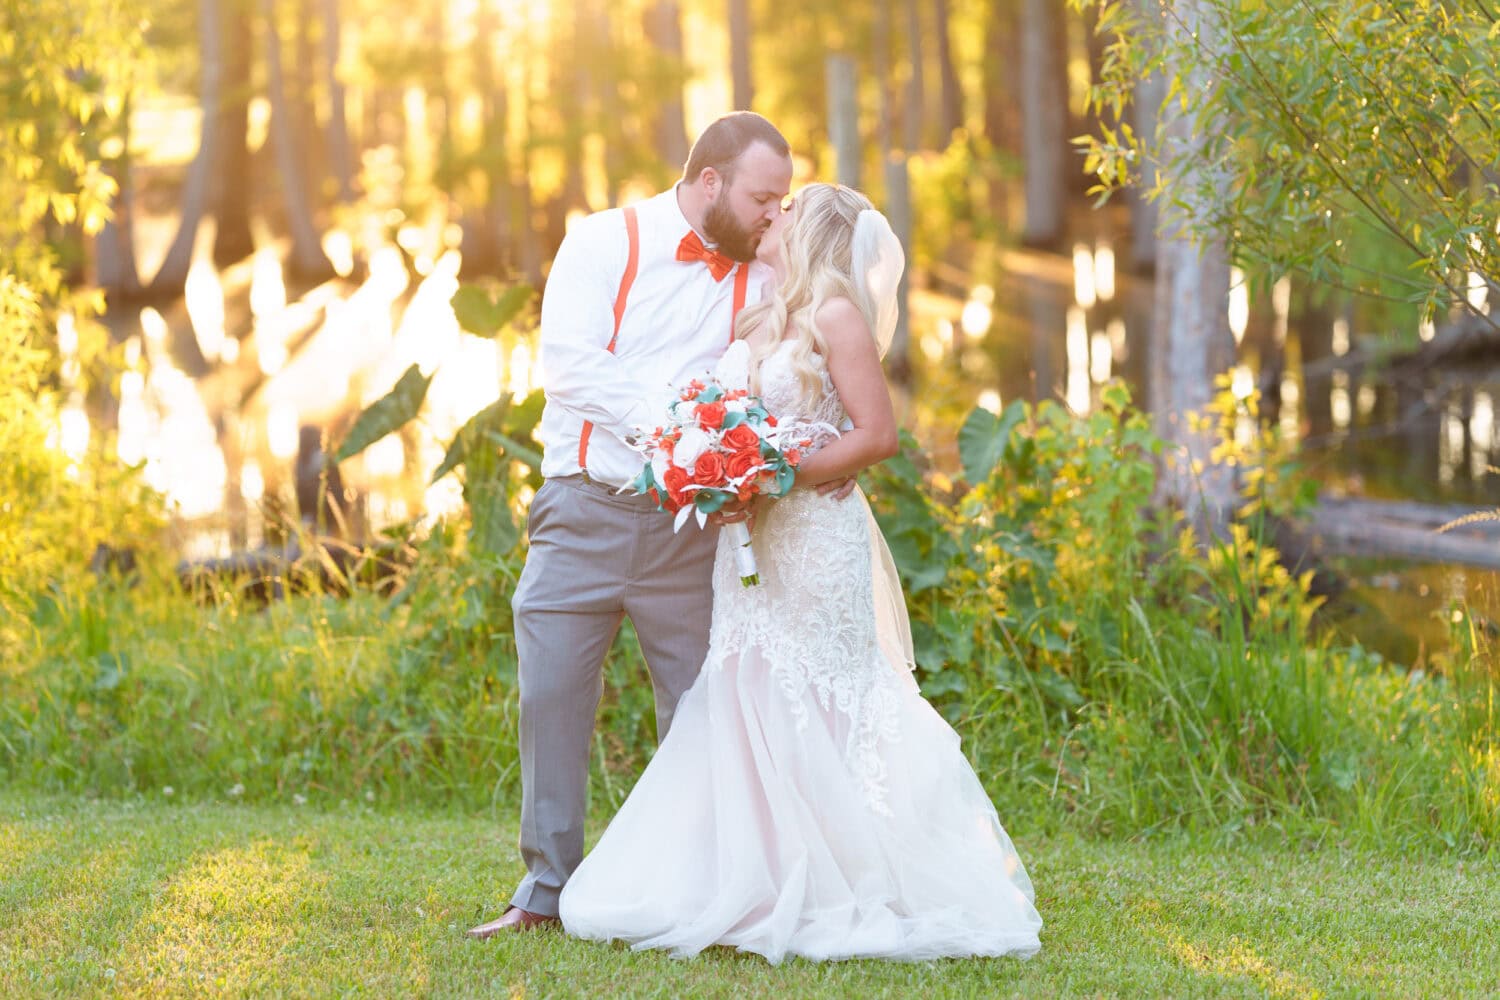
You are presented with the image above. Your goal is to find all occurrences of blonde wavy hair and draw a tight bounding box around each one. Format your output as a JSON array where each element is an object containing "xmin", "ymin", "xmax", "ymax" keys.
[{"xmin": 733, "ymin": 183, "xmax": 874, "ymax": 407}]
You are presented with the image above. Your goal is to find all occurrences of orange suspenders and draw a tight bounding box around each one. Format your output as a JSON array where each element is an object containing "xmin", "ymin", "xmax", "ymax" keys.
[{"xmin": 577, "ymin": 207, "xmax": 751, "ymax": 472}]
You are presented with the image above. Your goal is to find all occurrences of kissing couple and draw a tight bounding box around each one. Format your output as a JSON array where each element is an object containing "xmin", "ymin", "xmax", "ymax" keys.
[{"xmin": 467, "ymin": 112, "xmax": 1042, "ymax": 964}]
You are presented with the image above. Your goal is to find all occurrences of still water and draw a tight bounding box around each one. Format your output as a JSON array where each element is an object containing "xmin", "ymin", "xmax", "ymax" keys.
[{"xmin": 73, "ymin": 225, "xmax": 1498, "ymax": 664}]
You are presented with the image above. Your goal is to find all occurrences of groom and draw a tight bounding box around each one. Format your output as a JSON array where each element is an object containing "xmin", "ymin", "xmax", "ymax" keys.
[{"xmin": 468, "ymin": 112, "xmax": 795, "ymax": 937}]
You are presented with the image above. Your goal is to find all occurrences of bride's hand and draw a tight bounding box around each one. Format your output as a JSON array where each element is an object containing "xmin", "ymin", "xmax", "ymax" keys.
[
  {"xmin": 708, "ymin": 498, "xmax": 752, "ymax": 528},
  {"xmin": 815, "ymin": 476, "xmax": 858, "ymax": 500}
]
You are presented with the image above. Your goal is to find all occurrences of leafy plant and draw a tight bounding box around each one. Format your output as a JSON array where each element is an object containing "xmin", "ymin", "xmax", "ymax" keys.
[{"xmin": 1072, "ymin": 0, "xmax": 1500, "ymax": 336}]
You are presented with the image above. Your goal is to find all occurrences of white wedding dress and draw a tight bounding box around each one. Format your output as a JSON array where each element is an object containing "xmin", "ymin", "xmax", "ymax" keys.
[{"xmin": 558, "ymin": 342, "xmax": 1043, "ymax": 963}]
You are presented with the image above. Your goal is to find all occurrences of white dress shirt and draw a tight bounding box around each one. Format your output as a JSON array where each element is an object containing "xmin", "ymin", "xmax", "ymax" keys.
[{"xmin": 535, "ymin": 187, "xmax": 772, "ymax": 489}]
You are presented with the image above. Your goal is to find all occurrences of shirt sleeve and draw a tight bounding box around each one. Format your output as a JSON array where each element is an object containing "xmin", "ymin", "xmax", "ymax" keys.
[{"xmin": 538, "ymin": 212, "xmax": 655, "ymax": 438}]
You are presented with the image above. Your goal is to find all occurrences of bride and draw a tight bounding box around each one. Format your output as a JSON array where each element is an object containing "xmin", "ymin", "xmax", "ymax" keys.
[{"xmin": 558, "ymin": 183, "xmax": 1043, "ymax": 964}]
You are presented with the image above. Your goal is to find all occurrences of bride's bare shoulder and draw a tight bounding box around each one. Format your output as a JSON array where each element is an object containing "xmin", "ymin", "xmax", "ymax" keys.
[{"xmin": 812, "ymin": 297, "xmax": 875, "ymax": 357}]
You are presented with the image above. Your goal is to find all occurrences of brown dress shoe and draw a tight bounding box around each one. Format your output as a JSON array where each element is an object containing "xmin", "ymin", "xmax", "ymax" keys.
[{"xmin": 466, "ymin": 905, "xmax": 560, "ymax": 939}]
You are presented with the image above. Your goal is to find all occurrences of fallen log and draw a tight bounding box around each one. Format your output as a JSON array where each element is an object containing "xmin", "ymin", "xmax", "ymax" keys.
[
  {"xmin": 174, "ymin": 535, "xmax": 415, "ymax": 604},
  {"xmin": 1299, "ymin": 494, "xmax": 1500, "ymax": 572}
]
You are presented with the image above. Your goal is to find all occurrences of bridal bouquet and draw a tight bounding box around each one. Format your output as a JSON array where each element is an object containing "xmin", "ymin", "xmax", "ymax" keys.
[{"xmin": 626, "ymin": 375, "xmax": 818, "ymax": 586}]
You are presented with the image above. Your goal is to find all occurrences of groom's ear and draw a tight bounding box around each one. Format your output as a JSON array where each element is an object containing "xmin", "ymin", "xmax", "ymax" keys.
[{"xmin": 700, "ymin": 166, "xmax": 722, "ymax": 199}]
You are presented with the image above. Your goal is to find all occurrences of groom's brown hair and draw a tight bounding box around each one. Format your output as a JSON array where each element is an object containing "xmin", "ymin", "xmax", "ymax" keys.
[{"xmin": 682, "ymin": 112, "xmax": 790, "ymax": 185}]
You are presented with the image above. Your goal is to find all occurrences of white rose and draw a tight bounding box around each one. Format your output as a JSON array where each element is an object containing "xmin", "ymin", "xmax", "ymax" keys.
[
  {"xmin": 650, "ymin": 449, "xmax": 672, "ymax": 489},
  {"xmin": 713, "ymin": 341, "xmax": 751, "ymax": 391},
  {"xmin": 672, "ymin": 426, "xmax": 711, "ymax": 469}
]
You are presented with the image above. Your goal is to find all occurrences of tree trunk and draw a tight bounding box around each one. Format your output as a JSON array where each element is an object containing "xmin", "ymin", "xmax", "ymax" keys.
[
  {"xmin": 322, "ymin": 0, "xmax": 354, "ymax": 203},
  {"xmin": 933, "ymin": 0, "xmax": 963, "ymax": 142},
  {"xmin": 728, "ymin": 0, "xmax": 753, "ymax": 110},
  {"xmin": 643, "ymin": 2, "xmax": 689, "ymax": 171},
  {"xmin": 151, "ymin": 0, "xmax": 222, "ymax": 295},
  {"xmin": 461, "ymin": 1, "xmax": 509, "ymax": 274},
  {"xmin": 877, "ymin": 0, "xmax": 911, "ymax": 377},
  {"xmin": 261, "ymin": 0, "xmax": 333, "ymax": 278},
  {"xmin": 826, "ymin": 54, "xmax": 861, "ymax": 191},
  {"xmin": 593, "ymin": 0, "xmax": 625, "ymax": 200},
  {"xmin": 1126, "ymin": 0, "xmax": 1163, "ymax": 272},
  {"xmin": 516, "ymin": 9, "xmax": 542, "ymax": 284},
  {"xmin": 429, "ymin": 4, "xmax": 454, "ymax": 198},
  {"xmin": 982, "ymin": 0, "xmax": 1021, "ymax": 229},
  {"xmin": 983, "ymin": 0, "xmax": 1020, "ymax": 157},
  {"xmin": 214, "ymin": 0, "xmax": 256, "ymax": 266},
  {"xmin": 96, "ymin": 95, "xmax": 143, "ymax": 297},
  {"xmin": 293, "ymin": 0, "xmax": 323, "ymax": 206},
  {"xmin": 1019, "ymin": 0, "xmax": 1066, "ymax": 249},
  {"xmin": 1150, "ymin": 0, "xmax": 1236, "ymax": 538},
  {"xmin": 904, "ymin": 0, "xmax": 925, "ymax": 153}
]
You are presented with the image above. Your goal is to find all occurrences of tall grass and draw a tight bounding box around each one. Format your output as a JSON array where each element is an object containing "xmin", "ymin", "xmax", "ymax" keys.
[
  {"xmin": 868, "ymin": 387, "xmax": 1497, "ymax": 851},
  {"xmin": 1, "ymin": 389, "xmax": 1494, "ymax": 853}
]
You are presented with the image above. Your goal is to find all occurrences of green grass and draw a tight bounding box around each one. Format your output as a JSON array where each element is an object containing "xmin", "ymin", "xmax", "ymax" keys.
[{"xmin": 3, "ymin": 795, "xmax": 1497, "ymax": 999}]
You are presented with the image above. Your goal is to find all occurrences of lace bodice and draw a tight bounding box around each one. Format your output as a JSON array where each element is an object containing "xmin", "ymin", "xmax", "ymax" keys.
[
  {"xmin": 704, "ymin": 341, "xmax": 912, "ymax": 815},
  {"xmin": 756, "ymin": 341, "xmax": 847, "ymax": 440}
]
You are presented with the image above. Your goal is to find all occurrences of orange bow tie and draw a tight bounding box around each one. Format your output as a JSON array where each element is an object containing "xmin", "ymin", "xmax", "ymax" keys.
[{"xmin": 676, "ymin": 231, "xmax": 736, "ymax": 282}]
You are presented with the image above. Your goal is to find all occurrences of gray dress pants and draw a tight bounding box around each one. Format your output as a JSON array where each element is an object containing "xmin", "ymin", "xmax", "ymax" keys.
[{"xmin": 508, "ymin": 474, "xmax": 718, "ymax": 916}]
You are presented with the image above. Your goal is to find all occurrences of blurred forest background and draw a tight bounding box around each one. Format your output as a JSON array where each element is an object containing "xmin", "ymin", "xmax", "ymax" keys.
[
  {"xmin": 19, "ymin": 0, "xmax": 1497, "ymax": 656},
  {"xmin": 2, "ymin": 0, "xmax": 1497, "ymax": 847}
]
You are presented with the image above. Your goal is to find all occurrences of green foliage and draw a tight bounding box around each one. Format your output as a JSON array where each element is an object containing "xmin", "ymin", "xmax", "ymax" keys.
[
  {"xmin": 0, "ymin": 0, "xmax": 142, "ymax": 293},
  {"xmin": 2, "ymin": 386, "xmax": 1494, "ymax": 852},
  {"xmin": 338, "ymin": 280, "xmax": 542, "ymax": 557},
  {"xmin": 1073, "ymin": 0, "xmax": 1500, "ymax": 332},
  {"xmin": 868, "ymin": 384, "xmax": 1495, "ymax": 850},
  {"xmin": 333, "ymin": 364, "xmax": 434, "ymax": 463},
  {"xmin": 449, "ymin": 283, "xmax": 534, "ymax": 344}
]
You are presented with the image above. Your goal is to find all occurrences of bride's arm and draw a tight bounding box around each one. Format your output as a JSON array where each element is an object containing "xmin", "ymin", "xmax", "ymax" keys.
[{"xmin": 792, "ymin": 297, "xmax": 899, "ymax": 489}]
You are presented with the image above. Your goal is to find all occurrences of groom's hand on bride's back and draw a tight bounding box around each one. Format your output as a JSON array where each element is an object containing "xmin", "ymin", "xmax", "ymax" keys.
[{"xmin": 817, "ymin": 477, "xmax": 857, "ymax": 500}]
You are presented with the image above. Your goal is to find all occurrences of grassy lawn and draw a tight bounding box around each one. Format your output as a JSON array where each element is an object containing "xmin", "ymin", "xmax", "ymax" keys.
[{"xmin": 1, "ymin": 795, "xmax": 1496, "ymax": 999}]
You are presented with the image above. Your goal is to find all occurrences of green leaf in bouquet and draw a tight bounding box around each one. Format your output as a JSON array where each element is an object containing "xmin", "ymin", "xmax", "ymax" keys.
[
  {"xmin": 775, "ymin": 463, "xmax": 796, "ymax": 496},
  {"xmin": 696, "ymin": 384, "xmax": 724, "ymax": 403},
  {"xmin": 335, "ymin": 364, "xmax": 433, "ymax": 462},
  {"xmin": 694, "ymin": 490, "xmax": 728, "ymax": 513},
  {"xmin": 721, "ymin": 410, "xmax": 745, "ymax": 430}
]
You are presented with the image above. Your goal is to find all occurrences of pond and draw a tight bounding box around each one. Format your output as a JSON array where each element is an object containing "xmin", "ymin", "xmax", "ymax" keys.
[{"xmin": 81, "ymin": 220, "xmax": 1498, "ymax": 666}]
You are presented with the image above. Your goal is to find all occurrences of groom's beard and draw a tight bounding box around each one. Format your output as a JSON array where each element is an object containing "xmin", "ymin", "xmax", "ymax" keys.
[{"xmin": 703, "ymin": 195, "xmax": 763, "ymax": 263}]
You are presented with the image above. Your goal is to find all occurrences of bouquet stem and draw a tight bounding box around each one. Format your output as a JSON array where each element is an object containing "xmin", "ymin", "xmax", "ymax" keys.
[{"xmin": 726, "ymin": 521, "xmax": 759, "ymax": 587}]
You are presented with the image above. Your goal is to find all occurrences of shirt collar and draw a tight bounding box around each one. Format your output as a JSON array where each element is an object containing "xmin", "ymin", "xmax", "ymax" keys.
[{"xmin": 664, "ymin": 183, "xmax": 718, "ymax": 248}]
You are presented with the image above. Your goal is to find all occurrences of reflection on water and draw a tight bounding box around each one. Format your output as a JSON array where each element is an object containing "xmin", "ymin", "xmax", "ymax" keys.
[
  {"xmin": 184, "ymin": 259, "xmax": 226, "ymax": 363},
  {"xmin": 912, "ymin": 231, "xmax": 1499, "ymax": 661},
  {"xmin": 81, "ymin": 228, "xmax": 534, "ymax": 557},
  {"xmin": 63, "ymin": 220, "xmax": 1497, "ymax": 660}
]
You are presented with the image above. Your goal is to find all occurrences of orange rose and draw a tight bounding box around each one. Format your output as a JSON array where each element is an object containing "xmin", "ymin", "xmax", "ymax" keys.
[
  {"xmin": 696, "ymin": 401, "xmax": 727, "ymax": 429},
  {"xmin": 722, "ymin": 423, "xmax": 760, "ymax": 452},
  {"xmin": 784, "ymin": 449, "xmax": 802, "ymax": 466},
  {"xmin": 692, "ymin": 451, "xmax": 727, "ymax": 485},
  {"xmin": 662, "ymin": 465, "xmax": 690, "ymax": 507},
  {"xmin": 726, "ymin": 449, "xmax": 760, "ymax": 481}
]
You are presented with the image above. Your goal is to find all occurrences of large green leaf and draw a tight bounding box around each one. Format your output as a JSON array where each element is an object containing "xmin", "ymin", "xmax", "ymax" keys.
[
  {"xmin": 958, "ymin": 401, "xmax": 1026, "ymax": 483},
  {"xmin": 430, "ymin": 396, "xmax": 512, "ymax": 484},
  {"xmin": 450, "ymin": 283, "xmax": 533, "ymax": 338},
  {"xmin": 463, "ymin": 477, "xmax": 518, "ymax": 559},
  {"xmin": 334, "ymin": 364, "xmax": 433, "ymax": 462},
  {"xmin": 489, "ymin": 432, "xmax": 543, "ymax": 473}
]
